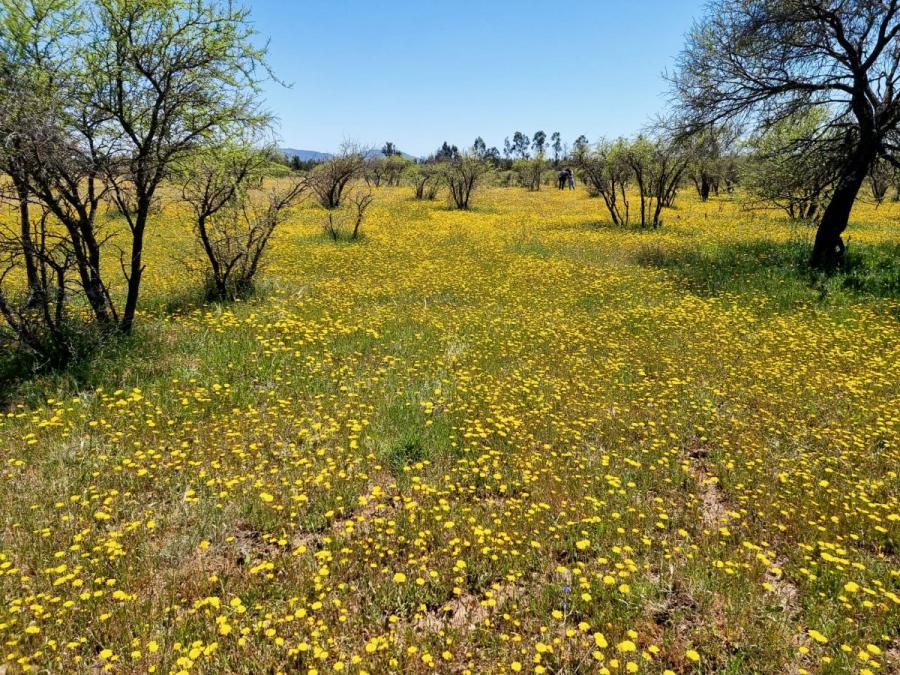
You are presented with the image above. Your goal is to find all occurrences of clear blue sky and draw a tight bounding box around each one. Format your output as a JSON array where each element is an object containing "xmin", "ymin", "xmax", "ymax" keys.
[{"xmin": 249, "ymin": 0, "xmax": 705, "ymax": 157}]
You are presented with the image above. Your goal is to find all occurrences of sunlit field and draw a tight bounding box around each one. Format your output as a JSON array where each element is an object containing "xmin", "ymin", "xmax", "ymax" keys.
[{"xmin": 1, "ymin": 187, "xmax": 898, "ymax": 674}]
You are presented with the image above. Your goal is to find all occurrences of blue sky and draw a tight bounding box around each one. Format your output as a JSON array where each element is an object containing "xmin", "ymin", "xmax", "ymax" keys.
[{"xmin": 249, "ymin": 0, "xmax": 705, "ymax": 156}]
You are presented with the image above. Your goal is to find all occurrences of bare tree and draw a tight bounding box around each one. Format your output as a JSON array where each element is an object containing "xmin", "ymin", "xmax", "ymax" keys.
[
  {"xmin": 443, "ymin": 154, "xmax": 490, "ymax": 210},
  {"xmin": 671, "ymin": 0, "xmax": 900, "ymax": 268},
  {"xmin": 573, "ymin": 139, "xmax": 631, "ymax": 226},
  {"xmin": 868, "ymin": 157, "xmax": 893, "ymax": 203},
  {"xmin": 309, "ymin": 142, "xmax": 367, "ymax": 208},
  {"xmin": 623, "ymin": 136, "xmax": 689, "ymax": 228},
  {"xmin": 181, "ymin": 147, "xmax": 306, "ymax": 300},
  {"xmin": 322, "ymin": 187, "xmax": 373, "ymax": 241},
  {"xmin": 0, "ymin": 204, "xmax": 80, "ymax": 366}
]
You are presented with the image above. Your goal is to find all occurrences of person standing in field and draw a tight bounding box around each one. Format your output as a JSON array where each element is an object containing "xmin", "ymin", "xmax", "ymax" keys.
[
  {"xmin": 558, "ymin": 170, "xmax": 567, "ymax": 190},
  {"xmin": 567, "ymin": 168, "xmax": 575, "ymax": 190}
]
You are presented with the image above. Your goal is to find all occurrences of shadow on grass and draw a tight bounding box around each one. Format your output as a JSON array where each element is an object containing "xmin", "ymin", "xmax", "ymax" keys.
[
  {"xmin": 634, "ymin": 238, "xmax": 900, "ymax": 307},
  {"xmin": 0, "ymin": 329, "xmax": 154, "ymax": 410},
  {"xmin": 545, "ymin": 213, "xmax": 676, "ymax": 234}
]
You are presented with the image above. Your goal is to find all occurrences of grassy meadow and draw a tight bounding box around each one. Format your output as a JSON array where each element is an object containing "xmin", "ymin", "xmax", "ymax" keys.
[{"xmin": 1, "ymin": 186, "xmax": 898, "ymax": 673}]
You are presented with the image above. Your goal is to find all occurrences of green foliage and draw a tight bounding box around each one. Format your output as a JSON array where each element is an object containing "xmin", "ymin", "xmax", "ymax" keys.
[
  {"xmin": 512, "ymin": 157, "xmax": 547, "ymax": 191},
  {"xmin": 742, "ymin": 108, "xmax": 837, "ymax": 220},
  {"xmin": 0, "ymin": 0, "xmax": 276, "ymax": 343}
]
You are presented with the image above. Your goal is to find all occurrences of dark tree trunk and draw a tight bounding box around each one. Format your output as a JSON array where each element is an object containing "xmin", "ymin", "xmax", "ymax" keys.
[
  {"xmin": 120, "ymin": 206, "xmax": 147, "ymax": 335},
  {"xmin": 69, "ymin": 221, "xmax": 114, "ymax": 328},
  {"xmin": 15, "ymin": 177, "xmax": 41, "ymax": 305},
  {"xmin": 810, "ymin": 142, "xmax": 876, "ymax": 270},
  {"xmin": 700, "ymin": 175, "xmax": 710, "ymax": 201}
]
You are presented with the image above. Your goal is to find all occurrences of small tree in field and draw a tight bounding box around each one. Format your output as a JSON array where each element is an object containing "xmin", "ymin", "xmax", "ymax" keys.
[
  {"xmin": 91, "ymin": 0, "xmax": 272, "ymax": 332},
  {"xmin": 180, "ymin": 146, "xmax": 306, "ymax": 300},
  {"xmin": 365, "ymin": 156, "xmax": 388, "ymax": 187},
  {"xmin": 322, "ymin": 187, "xmax": 374, "ymax": 241},
  {"xmin": 623, "ymin": 136, "xmax": 689, "ymax": 228},
  {"xmin": 309, "ymin": 143, "xmax": 367, "ymax": 208},
  {"xmin": 573, "ymin": 139, "xmax": 631, "ymax": 226},
  {"xmin": 384, "ymin": 155, "xmax": 409, "ymax": 186},
  {"xmin": 443, "ymin": 154, "xmax": 489, "ymax": 210},
  {"xmin": 514, "ymin": 156, "xmax": 547, "ymax": 191},
  {"xmin": 408, "ymin": 163, "xmax": 441, "ymax": 200}
]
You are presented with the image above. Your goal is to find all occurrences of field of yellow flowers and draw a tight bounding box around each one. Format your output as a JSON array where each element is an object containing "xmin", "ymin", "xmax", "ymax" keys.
[{"xmin": 1, "ymin": 186, "xmax": 898, "ymax": 674}]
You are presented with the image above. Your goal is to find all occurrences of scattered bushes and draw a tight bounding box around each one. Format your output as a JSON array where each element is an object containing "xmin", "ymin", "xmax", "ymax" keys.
[{"xmin": 513, "ymin": 157, "xmax": 547, "ymax": 191}]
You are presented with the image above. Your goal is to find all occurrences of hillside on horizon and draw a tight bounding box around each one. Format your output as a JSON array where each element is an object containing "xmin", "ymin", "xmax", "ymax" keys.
[{"xmin": 281, "ymin": 147, "xmax": 419, "ymax": 161}]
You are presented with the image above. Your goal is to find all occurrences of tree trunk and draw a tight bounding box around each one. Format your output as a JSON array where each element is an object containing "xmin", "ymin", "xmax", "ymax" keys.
[
  {"xmin": 810, "ymin": 143, "xmax": 875, "ymax": 270},
  {"xmin": 700, "ymin": 175, "xmax": 710, "ymax": 201},
  {"xmin": 73, "ymin": 222, "xmax": 114, "ymax": 328},
  {"xmin": 13, "ymin": 174, "xmax": 41, "ymax": 304},
  {"xmin": 120, "ymin": 205, "xmax": 148, "ymax": 335}
]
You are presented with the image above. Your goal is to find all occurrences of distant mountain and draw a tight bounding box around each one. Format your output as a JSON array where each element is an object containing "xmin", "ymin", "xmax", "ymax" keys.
[
  {"xmin": 280, "ymin": 147, "xmax": 419, "ymax": 162},
  {"xmin": 281, "ymin": 148, "xmax": 332, "ymax": 162}
]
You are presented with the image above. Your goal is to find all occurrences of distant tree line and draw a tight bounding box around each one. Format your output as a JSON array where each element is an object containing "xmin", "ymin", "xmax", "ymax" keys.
[{"xmin": 283, "ymin": 113, "xmax": 899, "ymax": 232}]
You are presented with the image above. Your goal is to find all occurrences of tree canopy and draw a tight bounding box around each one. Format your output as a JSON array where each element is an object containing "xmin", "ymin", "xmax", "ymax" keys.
[{"xmin": 671, "ymin": 0, "xmax": 899, "ymax": 268}]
